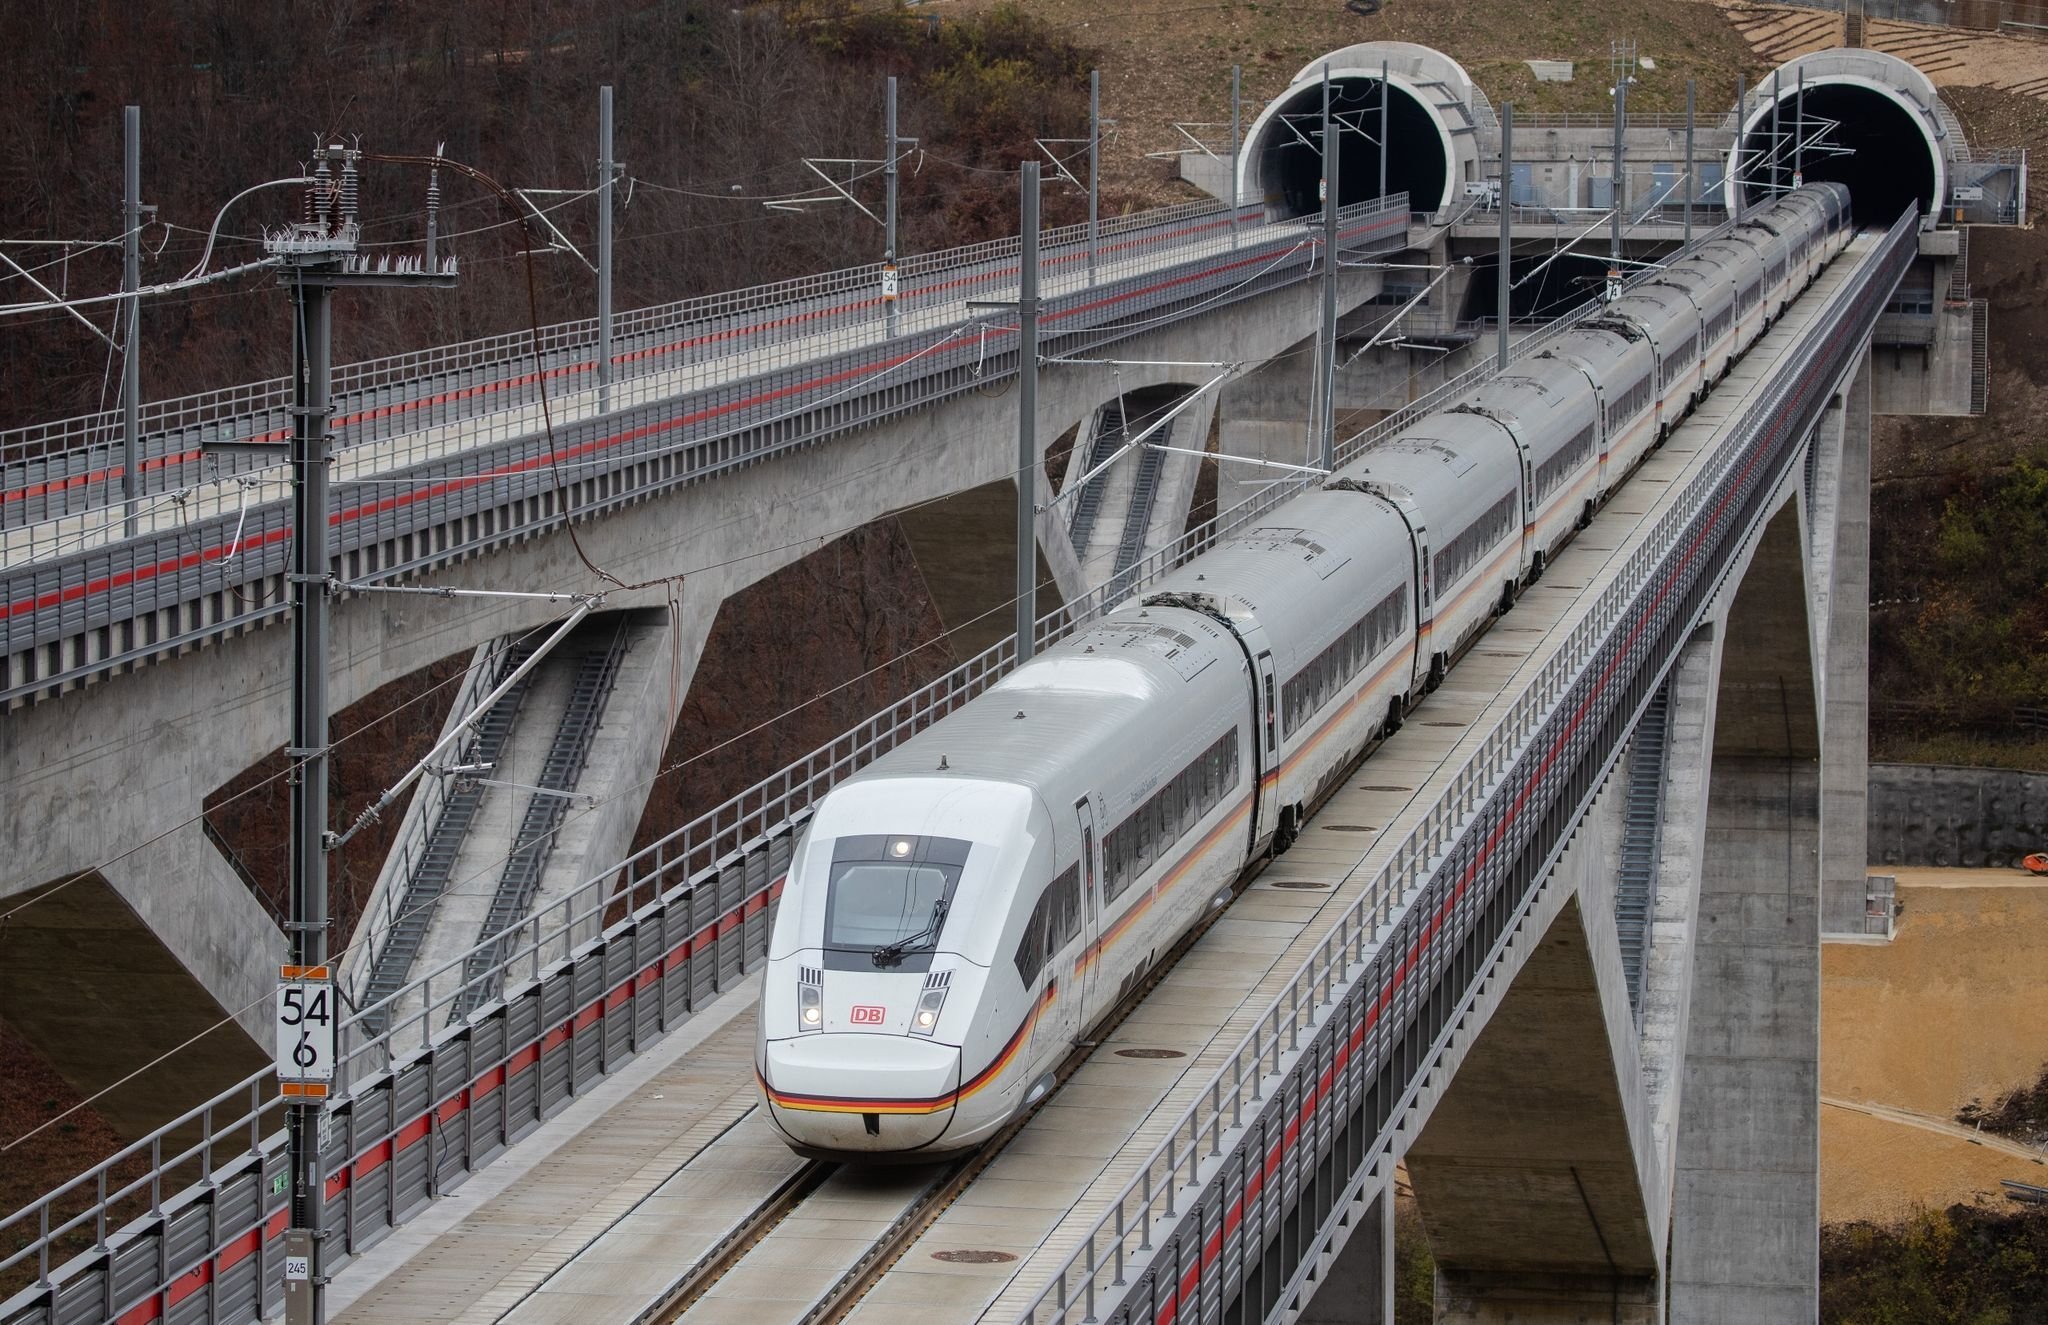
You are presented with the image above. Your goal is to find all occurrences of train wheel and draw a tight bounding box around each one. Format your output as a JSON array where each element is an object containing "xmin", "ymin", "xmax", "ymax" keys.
[
  {"xmin": 1273, "ymin": 806, "xmax": 1300, "ymax": 855},
  {"xmin": 1426, "ymin": 654, "xmax": 1446, "ymax": 693},
  {"xmin": 1382, "ymin": 700, "xmax": 1404, "ymax": 738}
]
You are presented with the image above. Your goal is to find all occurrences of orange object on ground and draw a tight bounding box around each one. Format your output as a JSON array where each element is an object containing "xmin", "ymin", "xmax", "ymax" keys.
[{"xmin": 2024, "ymin": 853, "xmax": 2048, "ymax": 876}]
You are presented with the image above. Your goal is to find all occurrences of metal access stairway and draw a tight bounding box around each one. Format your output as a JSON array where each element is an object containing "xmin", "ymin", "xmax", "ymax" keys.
[
  {"xmin": 1615, "ymin": 679, "xmax": 1672, "ymax": 1020},
  {"xmin": 450, "ymin": 620, "xmax": 634, "ymax": 1021},
  {"xmin": 356, "ymin": 643, "xmax": 538, "ymax": 1031},
  {"xmin": 1113, "ymin": 413, "xmax": 1174, "ymax": 578},
  {"xmin": 1067, "ymin": 400, "xmax": 1128, "ymax": 558}
]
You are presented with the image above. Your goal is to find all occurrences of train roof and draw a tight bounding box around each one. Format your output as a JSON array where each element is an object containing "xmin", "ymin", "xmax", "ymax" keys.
[
  {"xmin": 1605, "ymin": 284, "xmax": 1699, "ymax": 341},
  {"xmin": 1141, "ymin": 489, "xmax": 1414, "ymax": 674},
  {"xmin": 847, "ymin": 606, "xmax": 1245, "ymax": 809},
  {"xmin": 1331, "ymin": 412, "xmax": 1519, "ymax": 537},
  {"xmin": 1451, "ymin": 364, "xmax": 1596, "ymax": 436},
  {"xmin": 1531, "ymin": 320, "xmax": 1654, "ymax": 380}
]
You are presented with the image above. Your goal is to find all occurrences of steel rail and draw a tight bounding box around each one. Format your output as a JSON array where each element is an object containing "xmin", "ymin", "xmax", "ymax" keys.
[
  {"xmin": 1010, "ymin": 210, "xmax": 1917, "ymax": 1325},
  {"xmin": 0, "ymin": 204, "xmax": 1725, "ymax": 1325},
  {"xmin": 1, "ymin": 200, "xmax": 1413, "ymax": 710}
]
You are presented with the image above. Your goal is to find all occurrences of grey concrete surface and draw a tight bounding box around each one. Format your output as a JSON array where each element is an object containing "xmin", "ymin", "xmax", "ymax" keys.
[
  {"xmin": 1296, "ymin": 1173, "xmax": 1394, "ymax": 1325},
  {"xmin": 1635, "ymin": 627, "xmax": 1720, "ymax": 1246},
  {"xmin": 1406, "ymin": 898, "xmax": 1658, "ymax": 1281},
  {"xmin": 1670, "ymin": 499, "xmax": 1822, "ymax": 1324},
  {"xmin": 1816, "ymin": 354, "xmax": 1874, "ymax": 934},
  {"xmin": 1871, "ymin": 297, "xmax": 1977, "ymax": 417},
  {"xmin": 1868, "ymin": 762, "xmax": 2048, "ymax": 866},
  {"xmin": 0, "ymin": 255, "xmax": 1378, "ymax": 1053}
]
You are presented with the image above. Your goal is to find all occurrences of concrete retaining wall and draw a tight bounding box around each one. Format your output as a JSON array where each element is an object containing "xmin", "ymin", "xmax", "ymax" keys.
[{"xmin": 1868, "ymin": 762, "xmax": 2048, "ymax": 867}]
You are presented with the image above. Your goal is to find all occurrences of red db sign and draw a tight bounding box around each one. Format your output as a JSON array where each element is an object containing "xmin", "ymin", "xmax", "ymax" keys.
[{"xmin": 850, "ymin": 1005, "xmax": 886, "ymax": 1025}]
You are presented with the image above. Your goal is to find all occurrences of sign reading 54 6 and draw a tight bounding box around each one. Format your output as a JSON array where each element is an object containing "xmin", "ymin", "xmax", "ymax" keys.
[{"xmin": 275, "ymin": 965, "xmax": 336, "ymax": 1094}]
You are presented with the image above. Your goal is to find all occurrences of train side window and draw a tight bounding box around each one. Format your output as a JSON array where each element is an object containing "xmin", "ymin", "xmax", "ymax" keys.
[
  {"xmin": 1056, "ymin": 866, "xmax": 1082, "ymax": 945},
  {"xmin": 1014, "ymin": 894, "xmax": 1048, "ymax": 986}
]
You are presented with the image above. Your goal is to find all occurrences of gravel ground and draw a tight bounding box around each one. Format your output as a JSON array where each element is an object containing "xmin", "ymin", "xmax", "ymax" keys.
[{"xmin": 1821, "ymin": 871, "xmax": 2048, "ymax": 1222}]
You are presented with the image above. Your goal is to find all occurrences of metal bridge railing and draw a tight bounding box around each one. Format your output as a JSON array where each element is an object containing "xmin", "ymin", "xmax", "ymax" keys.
[
  {"xmin": 0, "ymin": 192, "xmax": 1715, "ymax": 1324},
  {"xmin": 0, "ymin": 191, "xmax": 1302, "ymax": 535},
  {"xmin": 1011, "ymin": 210, "xmax": 1918, "ymax": 1325}
]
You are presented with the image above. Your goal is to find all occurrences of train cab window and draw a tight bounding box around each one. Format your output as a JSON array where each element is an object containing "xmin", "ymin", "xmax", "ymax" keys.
[
  {"xmin": 822, "ymin": 834, "xmax": 970, "ymax": 965},
  {"xmin": 1014, "ymin": 864, "xmax": 1083, "ymax": 987}
]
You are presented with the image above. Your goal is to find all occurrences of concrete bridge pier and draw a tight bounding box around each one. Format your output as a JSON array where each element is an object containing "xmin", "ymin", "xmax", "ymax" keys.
[
  {"xmin": 1670, "ymin": 489, "xmax": 1825, "ymax": 1321},
  {"xmin": 1296, "ymin": 1169, "xmax": 1396, "ymax": 1325},
  {"xmin": 1810, "ymin": 354, "xmax": 1876, "ymax": 936},
  {"xmin": 1401, "ymin": 774, "xmax": 1667, "ymax": 1324}
]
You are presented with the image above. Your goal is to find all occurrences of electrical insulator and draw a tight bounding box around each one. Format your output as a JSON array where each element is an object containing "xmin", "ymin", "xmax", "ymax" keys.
[
  {"xmin": 310, "ymin": 149, "xmax": 330, "ymax": 228},
  {"xmin": 339, "ymin": 150, "xmax": 359, "ymax": 229}
]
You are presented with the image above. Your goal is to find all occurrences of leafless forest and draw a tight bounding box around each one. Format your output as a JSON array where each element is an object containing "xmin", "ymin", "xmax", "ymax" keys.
[{"xmin": 0, "ymin": 0, "xmax": 1097, "ymax": 430}]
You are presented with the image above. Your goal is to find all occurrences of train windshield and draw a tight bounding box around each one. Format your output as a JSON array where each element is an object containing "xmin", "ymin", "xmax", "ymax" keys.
[{"xmin": 821, "ymin": 834, "xmax": 970, "ymax": 966}]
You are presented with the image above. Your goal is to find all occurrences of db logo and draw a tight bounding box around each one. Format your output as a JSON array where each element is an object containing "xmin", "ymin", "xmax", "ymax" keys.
[{"xmin": 850, "ymin": 1005, "xmax": 886, "ymax": 1025}]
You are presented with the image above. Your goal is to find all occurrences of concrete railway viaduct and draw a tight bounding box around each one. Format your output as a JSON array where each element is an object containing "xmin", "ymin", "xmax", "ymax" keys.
[{"xmin": 0, "ymin": 39, "xmax": 2028, "ymax": 1325}]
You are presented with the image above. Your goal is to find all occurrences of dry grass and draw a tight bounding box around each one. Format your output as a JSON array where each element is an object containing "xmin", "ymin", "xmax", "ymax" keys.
[{"xmin": 924, "ymin": 0, "xmax": 1769, "ymax": 203}]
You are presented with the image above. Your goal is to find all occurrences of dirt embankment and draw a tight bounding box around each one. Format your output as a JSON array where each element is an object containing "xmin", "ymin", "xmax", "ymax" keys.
[{"xmin": 1822, "ymin": 871, "xmax": 2048, "ymax": 1223}]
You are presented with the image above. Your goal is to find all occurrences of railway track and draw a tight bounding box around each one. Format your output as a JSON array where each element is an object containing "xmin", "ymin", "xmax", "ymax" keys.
[{"xmin": 632, "ymin": 854, "xmax": 1272, "ymax": 1325}]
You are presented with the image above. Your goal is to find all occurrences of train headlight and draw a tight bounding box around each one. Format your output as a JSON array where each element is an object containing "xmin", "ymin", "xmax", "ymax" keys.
[
  {"xmin": 909, "ymin": 985, "xmax": 947, "ymax": 1036},
  {"xmin": 798, "ymin": 980, "xmax": 823, "ymax": 1032}
]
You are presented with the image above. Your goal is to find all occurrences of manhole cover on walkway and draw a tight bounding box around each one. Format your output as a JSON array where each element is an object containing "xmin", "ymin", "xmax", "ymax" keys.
[
  {"xmin": 1421, "ymin": 720, "xmax": 1464, "ymax": 728},
  {"xmin": 1359, "ymin": 785, "xmax": 1410, "ymax": 792},
  {"xmin": 1321, "ymin": 824, "xmax": 1376, "ymax": 832},
  {"xmin": 1115, "ymin": 1048, "xmax": 1188, "ymax": 1059},
  {"xmin": 1271, "ymin": 880, "xmax": 1330, "ymax": 890},
  {"xmin": 933, "ymin": 1249, "xmax": 1019, "ymax": 1264}
]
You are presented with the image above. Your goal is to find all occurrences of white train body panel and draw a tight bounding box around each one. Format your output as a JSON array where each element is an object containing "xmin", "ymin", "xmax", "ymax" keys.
[
  {"xmin": 1694, "ymin": 237, "xmax": 1769, "ymax": 359},
  {"xmin": 759, "ymin": 609, "xmax": 1254, "ymax": 1157},
  {"xmin": 1607, "ymin": 284, "xmax": 1706, "ymax": 430},
  {"xmin": 1329, "ymin": 416, "xmax": 1523, "ymax": 673},
  {"xmin": 1449, "ymin": 365, "xmax": 1601, "ymax": 569},
  {"xmin": 1652, "ymin": 257, "xmax": 1740, "ymax": 386},
  {"xmin": 1536, "ymin": 325, "xmax": 1659, "ymax": 496},
  {"xmin": 756, "ymin": 185, "xmax": 1857, "ymax": 1163},
  {"xmin": 1141, "ymin": 492, "xmax": 1420, "ymax": 835}
]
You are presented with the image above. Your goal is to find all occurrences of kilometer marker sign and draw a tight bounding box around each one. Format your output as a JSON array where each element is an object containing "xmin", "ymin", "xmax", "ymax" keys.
[{"xmin": 275, "ymin": 965, "xmax": 335, "ymax": 1098}]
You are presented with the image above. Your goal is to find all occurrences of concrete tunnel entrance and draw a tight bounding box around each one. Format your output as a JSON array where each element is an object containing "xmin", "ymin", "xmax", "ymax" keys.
[
  {"xmin": 1251, "ymin": 76, "xmax": 1450, "ymax": 219},
  {"xmin": 1734, "ymin": 81, "xmax": 1939, "ymax": 227}
]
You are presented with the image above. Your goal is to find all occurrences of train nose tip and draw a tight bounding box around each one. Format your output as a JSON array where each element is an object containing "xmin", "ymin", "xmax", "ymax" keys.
[{"xmin": 760, "ymin": 1035, "xmax": 962, "ymax": 1154}]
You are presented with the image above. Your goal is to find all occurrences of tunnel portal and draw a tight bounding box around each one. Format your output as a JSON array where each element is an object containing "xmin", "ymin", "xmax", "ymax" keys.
[
  {"xmin": 1735, "ymin": 82, "xmax": 1939, "ymax": 227},
  {"xmin": 1251, "ymin": 76, "xmax": 1450, "ymax": 219}
]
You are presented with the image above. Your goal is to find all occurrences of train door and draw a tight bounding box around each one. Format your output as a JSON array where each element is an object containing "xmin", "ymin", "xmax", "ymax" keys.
[
  {"xmin": 1074, "ymin": 796, "xmax": 1102, "ymax": 1017},
  {"xmin": 1254, "ymin": 650, "xmax": 1280, "ymax": 848}
]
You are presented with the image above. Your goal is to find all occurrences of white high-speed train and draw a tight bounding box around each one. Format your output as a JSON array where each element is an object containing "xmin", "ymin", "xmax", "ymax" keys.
[{"xmin": 757, "ymin": 183, "xmax": 1852, "ymax": 1159}]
